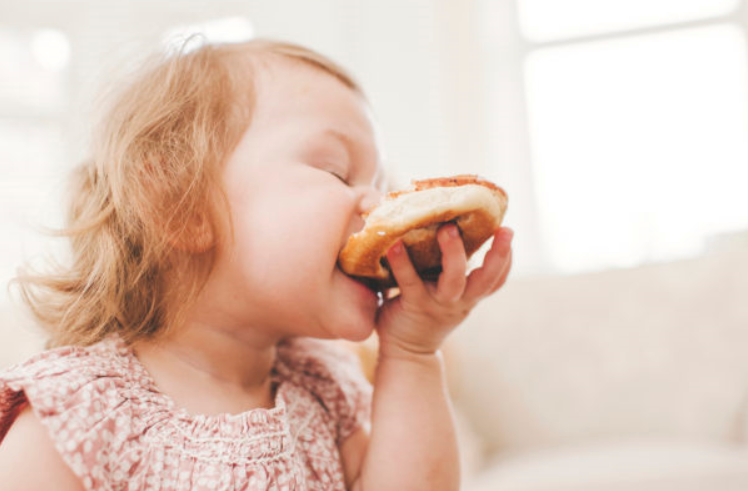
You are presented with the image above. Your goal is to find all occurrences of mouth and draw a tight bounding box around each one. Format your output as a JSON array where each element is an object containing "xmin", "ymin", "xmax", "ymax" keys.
[
  {"xmin": 353, "ymin": 275, "xmax": 382, "ymax": 295},
  {"xmin": 337, "ymin": 264, "xmax": 385, "ymax": 301}
]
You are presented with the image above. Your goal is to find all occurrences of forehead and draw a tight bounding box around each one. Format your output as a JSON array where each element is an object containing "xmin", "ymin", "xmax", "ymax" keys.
[
  {"xmin": 246, "ymin": 57, "xmax": 385, "ymax": 178},
  {"xmin": 250, "ymin": 57, "xmax": 375, "ymax": 137}
]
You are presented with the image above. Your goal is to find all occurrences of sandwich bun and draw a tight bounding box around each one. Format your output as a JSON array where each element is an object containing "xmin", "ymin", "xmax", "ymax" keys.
[{"xmin": 338, "ymin": 174, "xmax": 508, "ymax": 288}]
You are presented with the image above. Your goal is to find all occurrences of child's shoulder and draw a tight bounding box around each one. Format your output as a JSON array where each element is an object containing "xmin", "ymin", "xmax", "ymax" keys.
[
  {"xmin": 0, "ymin": 406, "xmax": 85, "ymax": 491},
  {"xmin": 0, "ymin": 336, "xmax": 152, "ymax": 489},
  {"xmin": 1, "ymin": 336, "xmax": 144, "ymax": 410},
  {"xmin": 0, "ymin": 336, "xmax": 155, "ymax": 440},
  {"xmin": 4, "ymin": 335, "xmax": 126, "ymax": 371}
]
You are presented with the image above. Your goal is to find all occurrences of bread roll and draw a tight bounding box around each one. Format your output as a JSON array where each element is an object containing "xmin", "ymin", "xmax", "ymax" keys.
[{"xmin": 338, "ymin": 174, "xmax": 508, "ymax": 288}]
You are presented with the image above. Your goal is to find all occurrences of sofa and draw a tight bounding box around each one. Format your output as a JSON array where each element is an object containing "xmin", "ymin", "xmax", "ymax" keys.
[{"xmin": 449, "ymin": 237, "xmax": 748, "ymax": 490}]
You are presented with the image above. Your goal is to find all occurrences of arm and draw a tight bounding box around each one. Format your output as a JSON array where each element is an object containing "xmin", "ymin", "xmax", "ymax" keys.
[
  {"xmin": 358, "ymin": 347, "xmax": 459, "ymax": 490},
  {"xmin": 343, "ymin": 225, "xmax": 514, "ymax": 491},
  {"xmin": 0, "ymin": 407, "xmax": 85, "ymax": 490}
]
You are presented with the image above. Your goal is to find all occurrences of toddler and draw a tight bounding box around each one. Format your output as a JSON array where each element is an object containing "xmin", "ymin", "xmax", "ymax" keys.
[{"xmin": 0, "ymin": 38, "xmax": 513, "ymax": 490}]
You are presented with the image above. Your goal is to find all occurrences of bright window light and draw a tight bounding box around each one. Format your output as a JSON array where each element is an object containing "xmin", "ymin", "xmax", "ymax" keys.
[
  {"xmin": 518, "ymin": 0, "xmax": 739, "ymax": 42},
  {"xmin": 0, "ymin": 28, "xmax": 69, "ymax": 112},
  {"xmin": 525, "ymin": 25, "xmax": 748, "ymax": 274},
  {"xmin": 163, "ymin": 17, "xmax": 254, "ymax": 52},
  {"xmin": 30, "ymin": 29, "xmax": 70, "ymax": 72}
]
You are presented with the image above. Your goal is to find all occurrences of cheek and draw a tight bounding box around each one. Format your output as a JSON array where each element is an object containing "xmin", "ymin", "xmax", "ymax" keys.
[
  {"xmin": 232, "ymin": 212, "xmax": 333, "ymax": 285},
  {"xmin": 228, "ymin": 183, "xmax": 352, "ymax": 277}
]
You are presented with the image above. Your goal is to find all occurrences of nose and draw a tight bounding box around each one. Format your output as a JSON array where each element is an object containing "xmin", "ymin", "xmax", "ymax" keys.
[{"xmin": 357, "ymin": 186, "xmax": 383, "ymax": 216}]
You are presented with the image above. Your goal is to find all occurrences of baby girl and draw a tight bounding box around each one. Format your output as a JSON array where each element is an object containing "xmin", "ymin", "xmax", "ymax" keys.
[{"xmin": 0, "ymin": 39, "xmax": 513, "ymax": 490}]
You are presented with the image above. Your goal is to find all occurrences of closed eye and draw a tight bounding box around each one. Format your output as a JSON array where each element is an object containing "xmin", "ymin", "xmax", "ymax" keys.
[
  {"xmin": 322, "ymin": 165, "xmax": 349, "ymax": 185},
  {"xmin": 331, "ymin": 171, "xmax": 348, "ymax": 184},
  {"xmin": 302, "ymin": 134, "xmax": 353, "ymax": 184}
]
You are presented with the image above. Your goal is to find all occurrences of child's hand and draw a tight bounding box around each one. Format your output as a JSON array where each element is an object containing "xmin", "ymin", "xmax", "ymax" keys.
[{"xmin": 375, "ymin": 225, "xmax": 513, "ymax": 358}]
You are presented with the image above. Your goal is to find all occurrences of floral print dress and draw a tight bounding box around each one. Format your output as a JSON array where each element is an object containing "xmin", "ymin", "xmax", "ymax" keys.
[{"xmin": 0, "ymin": 336, "xmax": 371, "ymax": 491}]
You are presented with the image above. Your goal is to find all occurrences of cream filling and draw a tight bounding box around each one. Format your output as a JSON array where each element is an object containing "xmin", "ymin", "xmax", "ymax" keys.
[{"xmin": 366, "ymin": 184, "xmax": 503, "ymax": 229}]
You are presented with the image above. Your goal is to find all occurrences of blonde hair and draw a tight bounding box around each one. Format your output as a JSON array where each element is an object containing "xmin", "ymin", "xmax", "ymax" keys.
[{"xmin": 14, "ymin": 38, "xmax": 362, "ymax": 348}]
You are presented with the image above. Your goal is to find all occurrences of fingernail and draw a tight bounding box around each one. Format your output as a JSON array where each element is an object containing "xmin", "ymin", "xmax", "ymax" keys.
[
  {"xmin": 449, "ymin": 226, "xmax": 460, "ymax": 238},
  {"xmin": 505, "ymin": 228, "xmax": 514, "ymax": 242},
  {"xmin": 389, "ymin": 242, "xmax": 403, "ymax": 255}
]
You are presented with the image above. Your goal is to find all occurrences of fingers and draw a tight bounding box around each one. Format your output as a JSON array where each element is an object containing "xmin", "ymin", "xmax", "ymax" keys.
[
  {"xmin": 386, "ymin": 240, "xmax": 427, "ymax": 300},
  {"xmin": 435, "ymin": 224, "xmax": 467, "ymax": 303},
  {"xmin": 463, "ymin": 227, "xmax": 514, "ymax": 302},
  {"xmin": 487, "ymin": 248, "xmax": 512, "ymax": 294},
  {"xmin": 388, "ymin": 226, "xmax": 513, "ymax": 305}
]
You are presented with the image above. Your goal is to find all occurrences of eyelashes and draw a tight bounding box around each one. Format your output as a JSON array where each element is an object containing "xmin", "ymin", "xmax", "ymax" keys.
[
  {"xmin": 329, "ymin": 169, "xmax": 348, "ymax": 184},
  {"xmin": 305, "ymin": 144, "xmax": 351, "ymax": 184},
  {"xmin": 314, "ymin": 157, "xmax": 350, "ymax": 184}
]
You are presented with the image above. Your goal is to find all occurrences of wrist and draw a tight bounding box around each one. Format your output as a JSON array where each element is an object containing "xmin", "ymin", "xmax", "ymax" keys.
[
  {"xmin": 378, "ymin": 341, "xmax": 443, "ymax": 365},
  {"xmin": 374, "ymin": 342, "xmax": 449, "ymax": 399},
  {"xmin": 377, "ymin": 330, "xmax": 445, "ymax": 360}
]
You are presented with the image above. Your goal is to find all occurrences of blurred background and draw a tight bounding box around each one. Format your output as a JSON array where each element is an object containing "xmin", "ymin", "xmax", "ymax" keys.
[{"xmin": 1, "ymin": 1, "xmax": 748, "ymax": 489}]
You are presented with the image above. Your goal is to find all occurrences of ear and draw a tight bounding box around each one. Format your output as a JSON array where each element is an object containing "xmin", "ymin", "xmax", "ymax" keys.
[{"xmin": 169, "ymin": 212, "xmax": 215, "ymax": 253}]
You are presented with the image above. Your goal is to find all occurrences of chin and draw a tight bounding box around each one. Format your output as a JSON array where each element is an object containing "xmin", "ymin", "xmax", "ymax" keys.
[
  {"xmin": 339, "ymin": 325, "xmax": 376, "ymax": 342},
  {"xmin": 327, "ymin": 310, "xmax": 377, "ymax": 342},
  {"xmin": 325, "ymin": 272, "xmax": 378, "ymax": 336}
]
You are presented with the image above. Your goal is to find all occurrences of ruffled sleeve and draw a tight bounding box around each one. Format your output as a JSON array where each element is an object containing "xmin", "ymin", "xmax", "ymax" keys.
[
  {"xmin": 274, "ymin": 338, "xmax": 372, "ymax": 444},
  {"xmin": 0, "ymin": 341, "xmax": 158, "ymax": 491}
]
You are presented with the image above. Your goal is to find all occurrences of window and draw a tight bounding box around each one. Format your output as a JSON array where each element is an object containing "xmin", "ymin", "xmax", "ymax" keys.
[
  {"xmin": 518, "ymin": 0, "xmax": 739, "ymax": 42},
  {"xmin": 517, "ymin": 1, "xmax": 748, "ymax": 273}
]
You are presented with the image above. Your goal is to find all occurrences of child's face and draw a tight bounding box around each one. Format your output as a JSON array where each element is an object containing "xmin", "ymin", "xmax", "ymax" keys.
[{"xmin": 204, "ymin": 58, "xmax": 385, "ymax": 342}]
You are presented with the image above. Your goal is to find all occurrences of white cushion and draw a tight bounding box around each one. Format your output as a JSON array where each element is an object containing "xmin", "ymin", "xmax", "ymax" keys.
[
  {"xmin": 450, "ymin": 247, "xmax": 748, "ymax": 451},
  {"xmin": 465, "ymin": 440, "xmax": 748, "ymax": 491}
]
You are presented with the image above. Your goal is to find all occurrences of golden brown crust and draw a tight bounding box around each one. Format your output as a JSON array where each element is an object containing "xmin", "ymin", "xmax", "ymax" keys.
[{"xmin": 338, "ymin": 175, "xmax": 508, "ymax": 288}]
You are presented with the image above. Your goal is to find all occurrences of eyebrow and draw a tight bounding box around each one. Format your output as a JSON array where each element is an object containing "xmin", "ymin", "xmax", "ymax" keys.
[{"xmin": 321, "ymin": 128, "xmax": 358, "ymax": 151}]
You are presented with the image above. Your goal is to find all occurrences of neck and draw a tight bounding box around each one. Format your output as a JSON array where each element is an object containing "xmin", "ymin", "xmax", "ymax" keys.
[{"xmin": 134, "ymin": 321, "xmax": 281, "ymax": 395}]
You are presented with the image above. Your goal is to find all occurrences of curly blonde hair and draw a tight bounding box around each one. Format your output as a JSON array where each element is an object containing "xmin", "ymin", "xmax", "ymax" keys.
[{"xmin": 14, "ymin": 38, "xmax": 361, "ymax": 348}]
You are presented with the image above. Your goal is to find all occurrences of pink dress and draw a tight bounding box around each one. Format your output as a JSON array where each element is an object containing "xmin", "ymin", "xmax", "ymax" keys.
[{"xmin": 0, "ymin": 336, "xmax": 372, "ymax": 491}]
